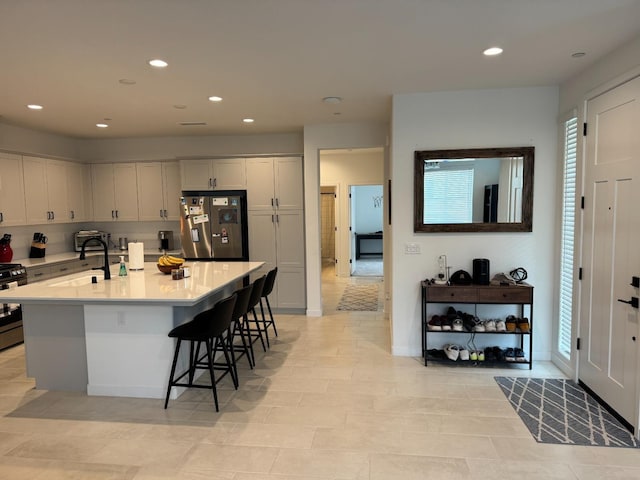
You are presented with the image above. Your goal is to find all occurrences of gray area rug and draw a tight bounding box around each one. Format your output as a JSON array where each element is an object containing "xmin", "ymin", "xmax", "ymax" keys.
[
  {"xmin": 495, "ymin": 377, "xmax": 639, "ymax": 448},
  {"xmin": 336, "ymin": 284, "xmax": 379, "ymax": 311}
]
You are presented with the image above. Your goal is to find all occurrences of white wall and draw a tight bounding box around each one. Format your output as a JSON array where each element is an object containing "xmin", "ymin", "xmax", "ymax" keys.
[
  {"xmin": 320, "ymin": 150, "xmax": 384, "ymax": 277},
  {"xmin": 303, "ymin": 123, "xmax": 388, "ymax": 316},
  {"xmin": 0, "ymin": 122, "xmax": 80, "ymax": 160},
  {"xmin": 390, "ymin": 87, "xmax": 559, "ymax": 359}
]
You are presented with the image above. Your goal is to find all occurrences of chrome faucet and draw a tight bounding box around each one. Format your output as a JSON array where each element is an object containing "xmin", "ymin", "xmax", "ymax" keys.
[{"xmin": 79, "ymin": 238, "xmax": 111, "ymax": 280}]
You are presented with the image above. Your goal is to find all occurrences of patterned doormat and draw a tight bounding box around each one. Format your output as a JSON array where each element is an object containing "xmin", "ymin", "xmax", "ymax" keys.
[
  {"xmin": 336, "ymin": 284, "xmax": 379, "ymax": 311},
  {"xmin": 495, "ymin": 377, "xmax": 639, "ymax": 448}
]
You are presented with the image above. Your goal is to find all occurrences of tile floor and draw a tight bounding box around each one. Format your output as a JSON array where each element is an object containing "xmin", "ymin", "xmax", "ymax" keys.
[{"xmin": 0, "ymin": 270, "xmax": 639, "ymax": 479}]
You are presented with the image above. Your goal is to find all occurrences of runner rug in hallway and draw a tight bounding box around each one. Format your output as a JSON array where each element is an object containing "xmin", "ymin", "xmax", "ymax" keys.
[
  {"xmin": 495, "ymin": 376, "xmax": 639, "ymax": 448},
  {"xmin": 336, "ymin": 284, "xmax": 379, "ymax": 311}
]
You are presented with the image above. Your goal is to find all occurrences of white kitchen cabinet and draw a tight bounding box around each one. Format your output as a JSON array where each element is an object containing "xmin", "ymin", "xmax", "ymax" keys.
[
  {"xmin": 180, "ymin": 158, "xmax": 246, "ymax": 191},
  {"xmin": 23, "ymin": 157, "xmax": 68, "ymax": 224},
  {"xmin": 0, "ymin": 153, "xmax": 27, "ymax": 226},
  {"xmin": 136, "ymin": 162, "xmax": 181, "ymax": 221},
  {"xmin": 66, "ymin": 162, "xmax": 92, "ymax": 222},
  {"xmin": 246, "ymin": 157, "xmax": 303, "ymax": 211},
  {"xmin": 91, "ymin": 163, "xmax": 139, "ymax": 221},
  {"xmin": 248, "ymin": 209, "xmax": 305, "ymax": 309}
]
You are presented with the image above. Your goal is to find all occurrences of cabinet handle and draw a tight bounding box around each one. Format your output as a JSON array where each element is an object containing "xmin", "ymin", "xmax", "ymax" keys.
[
  {"xmin": 60, "ymin": 267, "xmax": 68, "ymax": 272},
  {"xmin": 271, "ymin": 198, "xmax": 274, "ymax": 207},
  {"xmin": 213, "ymin": 178, "xmax": 217, "ymax": 188},
  {"xmin": 34, "ymin": 272, "xmax": 43, "ymax": 277},
  {"xmin": 276, "ymin": 214, "xmax": 279, "ymax": 223},
  {"xmin": 70, "ymin": 210, "xmax": 75, "ymax": 220},
  {"xmin": 209, "ymin": 178, "xmax": 213, "ymax": 188},
  {"xmin": 115, "ymin": 210, "xmax": 119, "ymax": 218},
  {"xmin": 164, "ymin": 209, "xmax": 167, "ymax": 218},
  {"xmin": 0, "ymin": 212, "xmax": 3, "ymax": 222},
  {"xmin": 275, "ymin": 198, "xmax": 279, "ymax": 208},
  {"xmin": 160, "ymin": 209, "xmax": 163, "ymax": 218},
  {"xmin": 112, "ymin": 210, "xmax": 115, "ymax": 218},
  {"xmin": 271, "ymin": 214, "xmax": 275, "ymax": 223},
  {"xmin": 51, "ymin": 211, "xmax": 55, "ymax": 220}
]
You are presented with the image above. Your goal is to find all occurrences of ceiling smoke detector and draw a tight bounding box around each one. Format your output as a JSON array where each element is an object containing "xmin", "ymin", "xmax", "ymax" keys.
[{"xmin": 322, "ymin": 96, "xmax": 342, "ymax": 104}]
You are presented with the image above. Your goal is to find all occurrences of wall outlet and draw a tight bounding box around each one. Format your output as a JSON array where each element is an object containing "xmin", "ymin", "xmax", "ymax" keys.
[{"xmin": 405, "ymin": 243, "xmax": 421, "ymax": 254}]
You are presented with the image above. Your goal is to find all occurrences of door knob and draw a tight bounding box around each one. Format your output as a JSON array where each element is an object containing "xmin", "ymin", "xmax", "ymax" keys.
[
  {"xmin": 617, "ymin": 297, "xmax": 639, "ymax": 308},
  {"xmin": 631, "ymin": 276, "xmax": 640, "ymax": 288}
]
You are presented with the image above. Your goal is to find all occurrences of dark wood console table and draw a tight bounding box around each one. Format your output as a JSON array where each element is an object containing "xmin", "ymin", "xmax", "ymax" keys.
[{"xmin": 355, "ymin": 232, "xmax": 383, "ymax": 259}]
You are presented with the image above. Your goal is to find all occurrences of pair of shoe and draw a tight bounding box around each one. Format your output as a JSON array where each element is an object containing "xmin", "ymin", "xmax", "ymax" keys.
[
  {"xmin": 504, "ymin": 347, "xmax": 526, "ymax": 362},
  {"xmin": 469, "ymin": 350, "xmax": 485, "ymax": 361},
  {"xmin": 505, "ymin": 316, "xmax": 531, "ymax": 333},
  {"xmin": 428, "ymin": 315, "xmax": 453, "ymax": 331},
  {"xmin": 484, "ymin": 346, "xmax": 505, "ymax": 362},
  {"xmin": 444, "ymin": 344, "xmax": 471, "ymax": 361}
]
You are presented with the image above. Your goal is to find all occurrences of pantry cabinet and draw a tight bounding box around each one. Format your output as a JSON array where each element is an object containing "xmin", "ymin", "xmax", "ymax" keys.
[
  {"xmin": 66, "ymin": 163, "xmax": 92, "ymax": 222},
  {"xmin": 22, "ymin": 157, "xmax": 69, "ymax": 225},
  {"xmin": 180, "ymin": 158, "xmax": 246, "ymax": 191},
  {"xmin": 0, "ymin": 153, "xmax": 27, "ymax": 226},
  {"xmin": 91, "ymin": 163, "xmax": 139, "ymax": 221},
  {"xmin": 246, "ymin": 156, "xmax": 305, "ymax": 310},
  {"xmin": 136, "ymin": 162, "xmax": 181, "ymax": 221}
]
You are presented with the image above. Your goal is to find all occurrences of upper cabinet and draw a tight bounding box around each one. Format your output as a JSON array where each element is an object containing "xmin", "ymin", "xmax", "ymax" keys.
[
  {"xmin": 137, "ymin": 162, "xmax": 181, "ymax": 221},
  {"xmin": 0, "ymin": 153, "xmax": 27, "ymax": 226},
  {"xmin": 91, "ymin": 163, "xmax": 139, "ymax": 221},
  {"xmin": 23, "ymin": 157, "xmax": 69, "ymax": 224},
  {"xmin": 180, "ymin": 158, "xmax": 246, "ymax": 191},
  {"xmin": 66, "ymin": 162, "xmax": 92, "ymax": 222},
  {"xmin": 246, "ymin": 157, "xmax": 303, "ymax": 210}
]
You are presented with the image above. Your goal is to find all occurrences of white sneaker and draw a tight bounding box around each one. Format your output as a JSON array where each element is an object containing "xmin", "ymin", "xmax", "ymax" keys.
[
  {"xmin": 452, "ymin": 318, "xmax": 464, "ymax": 332},
  {"xmin": 459, "ymin": 347, "xmax": 470, "ymax": 361},
  {"xmin": 495, "ymin": 319, "xmax": 506, "ymax": 332},
  {"xmin": 473, "ymin": 320, "xmax": 486, "ymax": 332},
  {"xmin": 444, "ymin": 344, "xmax": 460, "ymax": 361},
  {"xmin": 484, "ymin": 319, "xmax": 497, "ymax": 332}
]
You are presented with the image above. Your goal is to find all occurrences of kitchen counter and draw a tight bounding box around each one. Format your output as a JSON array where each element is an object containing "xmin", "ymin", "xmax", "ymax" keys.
[
  {"xmin": 14, "ymin": 250, "xmax": 182, "ymax": 268},
  {"xmin": 1, "ymin": 261, "xmax": 265, "ymax": 399}
]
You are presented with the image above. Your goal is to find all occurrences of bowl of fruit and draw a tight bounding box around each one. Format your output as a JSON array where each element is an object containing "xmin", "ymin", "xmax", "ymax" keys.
[{"xmin": 157, "ymin": 255, "xmax": 185, "ymax": 274}]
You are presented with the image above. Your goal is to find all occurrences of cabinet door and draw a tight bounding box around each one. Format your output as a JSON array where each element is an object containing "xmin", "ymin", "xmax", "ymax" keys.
[
  {"xmin": 22, "ymin": 156, "xmax": 49, "ymax": 224},
  {"xmin": 245, "ymin": 158, "xmax": 275, "ymax": 210},
  {"xmin": 67, "ymin": 163, "xmax": 92, "ymax": 222},
  {"xmin": 91, "ymin": 164, "xmax": 116, "ymax": 221},
  {"xmin": 136, "ymin": 163, "xmax": 165, "ymax": 221},
  {"xmin": 274, "ymin": 157, "xmax": 303, "ymax": 210},
  {"xmin": 0, "ymin": 153, "xmax": 27, "ymax": 226},
  {"xmin": 162, "ymin": 162, "xmax": 181, "ymax": 220},
  {"xmin": 180, "ymin": 159, "xmax": 213, "ymax": 190},
  {"xmin": 113, "ymin": 163, "xmax": 138, "ymax": 221},
  {"xmin": 46, "ymin": 160, "xmax": 68, "ymax": 223},
  {"xmin": 212, "ymin": 158, "xmax": 246, "ymax": 190},
  {"xmin": 275, "ymin": 267, "xmax": 306, "ymax": 309},
  {"xmin": 275, "ymin": 210, "xmax": 305, "ymax": 268},
  {"xmin": 248, "ymin": 210, "xmax": 277, "ymax": 270}
]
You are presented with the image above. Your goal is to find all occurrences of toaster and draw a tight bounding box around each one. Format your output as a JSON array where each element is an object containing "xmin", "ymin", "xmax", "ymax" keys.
[{"xmin": 74, "ymin": 231, "xmax": 109, "ymax": 251}]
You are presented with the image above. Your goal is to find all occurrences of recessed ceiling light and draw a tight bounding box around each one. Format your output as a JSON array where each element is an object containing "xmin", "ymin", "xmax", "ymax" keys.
[
  {"xmin": 148, "ymin": 59, "xmax": 168, "ymax": 68},
  {"xmin": 242, "ymin": 118, "xmax": 255, "ymax": 124},
  {"xmin": 208, "ymin": 96, "xmax": 223, "ymax": 102},
  {"xmin": 571, "ymin": 52, "xmax": 586, "ymax": 58},
  {"xmin": 483, "ymin": 47, "xmax": 503, "ymax": 56},
  {"xmin": 322, "ymin": 96, "xmax": 342, "ymax": 104},
  {"xmin": 173, "ymin": 104, "xmax": 187, "ymax": 109},
  {"xmin": 119, "ymin": 79, "xmax": 137, "ymax": 85},
  {"xmin": 27, "ymin": 104, "xmax": 43, "ymax": 110},
  {"xmin": 96, "ymin": 123, "xmax": 109, "ymax": 128}
]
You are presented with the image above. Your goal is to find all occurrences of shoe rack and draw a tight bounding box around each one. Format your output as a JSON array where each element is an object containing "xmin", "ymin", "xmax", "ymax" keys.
[{"xmin": 421, "ymin": 281, "xmax": 533, "ymax": 370}]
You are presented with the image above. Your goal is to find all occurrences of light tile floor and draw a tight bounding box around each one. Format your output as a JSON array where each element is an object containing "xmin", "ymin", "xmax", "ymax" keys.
[{"xmin": 0, "ymin": 270, "xmax": 639, "ymax": 479}]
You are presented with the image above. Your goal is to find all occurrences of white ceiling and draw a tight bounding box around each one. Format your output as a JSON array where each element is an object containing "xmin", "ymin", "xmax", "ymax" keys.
[{"xmin": 1, "ymin": 0, "xmax": 640, "ymax": 140}]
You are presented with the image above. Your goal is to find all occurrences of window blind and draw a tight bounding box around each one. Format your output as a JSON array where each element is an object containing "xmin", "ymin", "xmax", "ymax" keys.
[
  {"xmin": 558, "ymin": 116, "xmax": 578, "ymax": 358},
  {"xmin": 423, "ymin": 167, "xmax": 474, "ymax": 224}
]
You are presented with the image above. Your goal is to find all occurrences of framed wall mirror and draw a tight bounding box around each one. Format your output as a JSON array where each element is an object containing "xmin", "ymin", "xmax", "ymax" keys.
[{"xmin": 414, "ymin": 147, "xmax": 534, "ymax": 232}]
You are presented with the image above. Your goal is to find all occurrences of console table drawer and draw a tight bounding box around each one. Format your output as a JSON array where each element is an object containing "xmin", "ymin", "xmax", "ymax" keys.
[
  {"xmin": 477, "ymin": 288, "xmax": 532, "ymax": 303},
  {"xmin": 425, "ymin": 287, "xmax": 476, "ymax": 302}
]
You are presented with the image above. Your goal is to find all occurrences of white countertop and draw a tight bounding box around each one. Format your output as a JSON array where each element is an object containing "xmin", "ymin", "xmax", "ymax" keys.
[{"xmin": 1, "ymin": 261, "xmax": 265, "ymax": 306}]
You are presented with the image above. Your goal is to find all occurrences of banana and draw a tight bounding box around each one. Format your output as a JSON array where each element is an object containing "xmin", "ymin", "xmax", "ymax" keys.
[{"xmin": 158, "ymin": 255, "xmax": 184, "ymax": 266}]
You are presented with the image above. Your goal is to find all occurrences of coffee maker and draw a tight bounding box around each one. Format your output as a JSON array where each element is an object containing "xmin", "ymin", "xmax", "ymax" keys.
[{"xmin": 158, "ymin": 230, "xmax": 174, "ymax": 251}]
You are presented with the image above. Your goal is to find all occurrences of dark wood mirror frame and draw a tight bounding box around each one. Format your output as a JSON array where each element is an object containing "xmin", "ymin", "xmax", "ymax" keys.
[{"xmin": 414, "ymin": 146, "xmax": 534, "ymax": 233}]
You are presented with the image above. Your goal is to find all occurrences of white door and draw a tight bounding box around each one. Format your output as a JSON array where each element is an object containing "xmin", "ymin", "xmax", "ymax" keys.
[{"xmin": 579, "ymin": 75, "xmax": 640, "ymax": 428}]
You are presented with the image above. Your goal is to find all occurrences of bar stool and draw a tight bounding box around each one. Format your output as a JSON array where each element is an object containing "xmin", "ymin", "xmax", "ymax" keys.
[
  {"xmin": 164, "ymin": 294, "xmax": 237, "ymax": 411},
  {"xmin": 229, "ymin": 283, "xmax": 255, "ymax": 376},
  {"xmin": 259, "ymin": 267, "xmax": 278, "ymax": 339},
  {"xmin": 246, "ymin": 275, "xmax": 268, "ymax": 351}
]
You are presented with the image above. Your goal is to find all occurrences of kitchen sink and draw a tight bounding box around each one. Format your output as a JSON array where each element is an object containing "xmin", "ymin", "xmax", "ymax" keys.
[{"xmin": 48, "ymin": 275, "xmax": 102, "ymax": 287}]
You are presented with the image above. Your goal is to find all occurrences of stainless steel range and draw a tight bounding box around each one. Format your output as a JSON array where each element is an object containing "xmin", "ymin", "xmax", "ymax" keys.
[{"xmin": 0, "ymin": 263, "xmax": 27, "ymax": 350}]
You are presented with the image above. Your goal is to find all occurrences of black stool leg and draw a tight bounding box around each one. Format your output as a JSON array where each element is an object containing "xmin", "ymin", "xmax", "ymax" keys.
[
  {"xmin": 234, "ymin": 316, "xmax": 254, "ymax": 368},
  {"xmin": 258, "ymin": 300, "xmax": 271, "ymax": 347},
  {"xmin": 242, "ymin": 314, "xmax": 257, "ymax": 366},
  {"xmin": 205, "ymin": 336, "xmax": 219, "ymax": 412},
  {"xmin": 265, "ymin": 296, "xmax": 277, "ymax": 337},
  {"xmin": 164, "ymin": 338, "xmax": 182, "ymax": 409},
  {"xmin": 250, "ymin": 307, "xmax": 267, "ymax": 351}
]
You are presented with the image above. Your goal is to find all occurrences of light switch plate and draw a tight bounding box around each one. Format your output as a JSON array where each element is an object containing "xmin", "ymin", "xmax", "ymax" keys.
[{"xmin": 405, "ymin": 243, "xmax": 420, "ymax": 254}]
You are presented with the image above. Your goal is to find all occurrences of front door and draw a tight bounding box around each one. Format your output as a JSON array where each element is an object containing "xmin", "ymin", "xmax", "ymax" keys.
[{"xmin": 579, "ymin": 75, "xmax": 640, "ymax": 428}]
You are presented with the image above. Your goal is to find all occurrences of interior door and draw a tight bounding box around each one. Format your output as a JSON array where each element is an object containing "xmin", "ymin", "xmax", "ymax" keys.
[{"xmin": 579, "ymin": 75, "xmax": 640, "ymax": 428}]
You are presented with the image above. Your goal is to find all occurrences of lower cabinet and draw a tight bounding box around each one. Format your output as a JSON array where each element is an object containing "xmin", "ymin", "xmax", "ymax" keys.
[
  {"xmin": 248, "ymin": 210, "xmax": 305, "ymax": 309},
  {"xmin": 27, "ymin": 257, "xmax": 102, "ymax": 283},
  {"xmin": 421, "ymin": 281, "xmax": 534, "ymax": 369}
]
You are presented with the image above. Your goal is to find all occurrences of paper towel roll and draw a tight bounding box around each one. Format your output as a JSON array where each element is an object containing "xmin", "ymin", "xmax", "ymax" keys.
[{"xmin": 128, "ymin": 242, "xmax": 144, "ymax": 270}]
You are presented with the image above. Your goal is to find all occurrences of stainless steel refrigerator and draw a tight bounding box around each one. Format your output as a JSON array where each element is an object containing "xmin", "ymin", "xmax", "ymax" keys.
[{"xmin": 179, "ymin": 190, "xmax": 249, "ymax": 260}]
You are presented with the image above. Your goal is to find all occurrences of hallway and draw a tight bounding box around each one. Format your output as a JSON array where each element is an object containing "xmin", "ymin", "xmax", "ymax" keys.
[{"xmin": 0, "ymin": 273, "xmax": 637, "ymax": 478}]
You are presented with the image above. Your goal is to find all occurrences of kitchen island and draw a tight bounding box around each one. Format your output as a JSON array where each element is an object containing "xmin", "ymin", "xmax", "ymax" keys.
[{"xmin": 0, "ymin": 261, "xmax": 264, "ymax": 399}]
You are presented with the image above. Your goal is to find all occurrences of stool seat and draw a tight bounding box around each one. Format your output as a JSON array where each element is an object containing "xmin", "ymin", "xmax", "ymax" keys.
[{"xmin": 164, "ymin": 294, "xmax": 237, "ymax": 411}]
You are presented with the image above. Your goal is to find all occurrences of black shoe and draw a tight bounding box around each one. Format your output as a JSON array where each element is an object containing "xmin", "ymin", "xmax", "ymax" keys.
[
  {"xmin": 484, "ymin": 347, "xmax": 496, "ymax": 362},
  {"xmin": 492, "ymin": 346, "xmax": 505, "ymax": 362}
]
